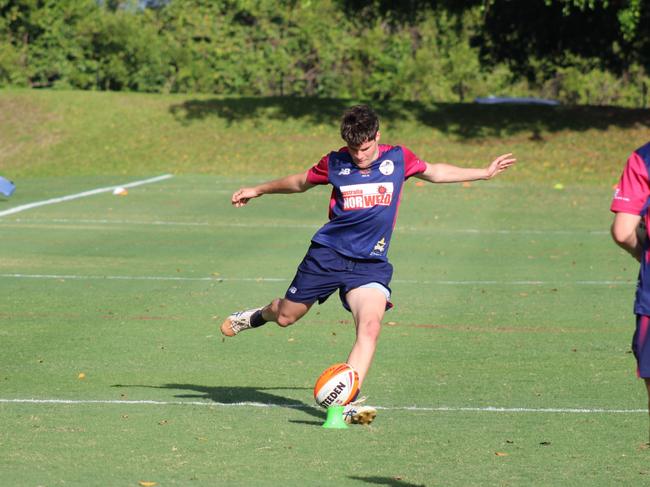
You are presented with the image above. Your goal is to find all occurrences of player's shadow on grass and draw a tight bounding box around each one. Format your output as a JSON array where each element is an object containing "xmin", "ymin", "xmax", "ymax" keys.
[
  {"xmin": 349, "ymin": 476, "xmax": 426, "ymax": 487},
  {"xmin": 111, "ymin": 383, "xmax": 326, "ymax": 423}
]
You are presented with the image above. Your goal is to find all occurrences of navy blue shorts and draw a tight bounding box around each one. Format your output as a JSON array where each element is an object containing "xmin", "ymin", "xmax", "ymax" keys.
[
  {"xmin": 285, "ymin": 243, "xmax": 393, "ymax": 312},
  {"xmin": 633, "ymin": 315, "xmax": 650, "ymax": 378}
]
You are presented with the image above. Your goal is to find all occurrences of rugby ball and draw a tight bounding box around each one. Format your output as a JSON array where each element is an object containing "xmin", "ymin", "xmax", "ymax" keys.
[{"xmin": 313, "ymin": 363, "xmax": 359, "ymax": 408}]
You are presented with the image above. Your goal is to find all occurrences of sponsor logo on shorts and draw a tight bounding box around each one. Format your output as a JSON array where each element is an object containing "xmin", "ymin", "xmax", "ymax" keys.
[
  {"xmin": 289, "ymin": 286, "xmax": 297, "ymax": 294},
  {"xmin": 340, "ymin": 182, "xmax": 394, "ymax": 211}
]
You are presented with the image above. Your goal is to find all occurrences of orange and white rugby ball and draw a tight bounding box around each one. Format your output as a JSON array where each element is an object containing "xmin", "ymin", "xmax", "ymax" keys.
[{"xmin": 313, "ymin": 363, "xmax": 359, "ymax": 408}]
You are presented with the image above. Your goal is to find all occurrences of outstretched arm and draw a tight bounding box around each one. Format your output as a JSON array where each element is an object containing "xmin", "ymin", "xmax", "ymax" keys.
[
  {"xmin": 415, "ymin": 153, "xmax": 516, "ymax": 184},
  {"xmin": 231, "ymin": 170, "xmax": 315, "ymax": 207},
  {"xmin": 611, "ymin": 212, "xmax": 644, "ymax": 262}
]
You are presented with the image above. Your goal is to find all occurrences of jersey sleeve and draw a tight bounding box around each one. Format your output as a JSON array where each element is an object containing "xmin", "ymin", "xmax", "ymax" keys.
[
  {"xmin": 401, "ymin": 146, "xmax": 427, "ymax": 178},
  {"xmin": 306, "ymin": 154, "xmax": 330, "ymax": 185},
  {"xmin": 611, "ymin": 152, "xmax": 650, "ymax": 215}
]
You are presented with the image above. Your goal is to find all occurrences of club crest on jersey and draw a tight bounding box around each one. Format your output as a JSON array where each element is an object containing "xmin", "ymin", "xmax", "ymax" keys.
[
  {"xmin": 379, "ymin": 159, "xmax": 394, "ymax": 175},
  {"xmin": 341, "ymin": 183, "xmax": 394, "ymax": 210},
  {"xmin": 371, "ymin": 237, "xmax": 386, "ymax": 255}
]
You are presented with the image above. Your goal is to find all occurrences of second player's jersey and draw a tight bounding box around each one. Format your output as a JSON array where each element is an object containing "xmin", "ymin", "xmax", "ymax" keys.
[
  {"xmin": 611, "ymin": 141, "xmax": 650, "ymax": 315},
  {"xmin": 306, "ymin": 144, "xmax": 426, "ymax": 261}
]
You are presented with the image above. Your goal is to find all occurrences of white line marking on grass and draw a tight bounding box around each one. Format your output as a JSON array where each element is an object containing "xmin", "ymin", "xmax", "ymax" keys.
[
  {"xmin": 0, "ymin": 216, "xmax": 608, "ymax": 235},
  {"xmin": 0, "ymin": 174, "xmax": 173, "ymax": 217},
  {"xmin": 0, "ymin": 273, "xmax": 635, "ymax": 286},
  {"xmin": 389, "ymin": 406, "xmax": 647, "ymax": 414},
  {"xmin": 2, "ymin": 218, "xmax": 315, "ymax": 230},
  {"xmin": 0, "ymin": 398, "xmax": 644, "ymax": 414},
  {"xmin": 9, "ymin": 218, "xmax": 213, "ymax": 227},
  {"xmin": 0, "ymin": 273, "xmax": 636, "ymax": 286},
  {"xmin": 0, "ymin": 273, "xmax": 287, "ymax": 283}
]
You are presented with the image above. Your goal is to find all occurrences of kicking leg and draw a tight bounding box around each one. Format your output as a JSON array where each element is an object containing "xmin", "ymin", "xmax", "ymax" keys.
[{"xmin": 221, "ymin": 298, "xmax": 312, "ymax": 336}]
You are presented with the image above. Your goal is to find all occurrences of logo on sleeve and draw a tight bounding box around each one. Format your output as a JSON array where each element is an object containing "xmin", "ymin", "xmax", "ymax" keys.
[
  {"xmin": 340, "ymin": 183, "xmax": 394, "ymax": 210},
  {"xmin": 613, "ymin": 187, "xmax": 631, "ymax": 202}
]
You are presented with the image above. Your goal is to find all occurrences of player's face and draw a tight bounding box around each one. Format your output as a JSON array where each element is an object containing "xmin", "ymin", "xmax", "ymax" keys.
[{"xmin": 347, "ymin": 132, "xmax": 380, "ymax": 168}]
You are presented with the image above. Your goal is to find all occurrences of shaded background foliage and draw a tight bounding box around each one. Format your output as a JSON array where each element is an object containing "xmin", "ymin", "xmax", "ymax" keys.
[{"xmin": 0, "ymin": 0, "xmax": 648, "ymax": 106}]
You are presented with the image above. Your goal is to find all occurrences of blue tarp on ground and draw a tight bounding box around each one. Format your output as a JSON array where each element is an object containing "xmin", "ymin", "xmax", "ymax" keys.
[
  {"xmin": 0, "ymin": 176, "xmax": 15, "ymax": 197},
  {"xmin": 475, "ymin": 96, "xmax": 560, "ymax": 106}
]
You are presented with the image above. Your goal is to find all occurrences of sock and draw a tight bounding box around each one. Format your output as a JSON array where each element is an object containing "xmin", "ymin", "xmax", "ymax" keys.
[{"xmin": 250, "ymin": 309, "xmax": 268, "ymax": 328}]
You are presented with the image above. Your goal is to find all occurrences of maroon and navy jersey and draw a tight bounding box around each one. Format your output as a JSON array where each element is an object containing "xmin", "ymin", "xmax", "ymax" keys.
[
  {"xmin": 611, "ymin": 141, "xmax": 650, "ymax": 315},
  {"xmin": 306, "ymin": 144, "xmax": 426, "ymax": 261}
]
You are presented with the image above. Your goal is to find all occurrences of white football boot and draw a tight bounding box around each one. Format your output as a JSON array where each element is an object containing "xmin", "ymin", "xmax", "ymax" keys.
[
  {"xmin": 220, "ymin": 307, "xmax": 262, "ymax": 337},
  {"xmin": 343, "ymin": 396, "xmax": 377, "ymax": 425}
]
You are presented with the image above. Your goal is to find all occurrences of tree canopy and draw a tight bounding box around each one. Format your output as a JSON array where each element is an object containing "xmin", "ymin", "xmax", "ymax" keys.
[{"xmin": 0, "ymin": 0, "xmax": 648, "ymax": 106}]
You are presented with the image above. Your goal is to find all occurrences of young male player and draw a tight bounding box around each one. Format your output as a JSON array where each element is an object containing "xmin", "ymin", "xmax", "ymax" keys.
[
  {"xmin": 222, "ymin": 105, "xmax": 516, "ymax": 424},
  {"xmin": 610, "ymin": 141, "xmax": 650, "ymax": 438}
]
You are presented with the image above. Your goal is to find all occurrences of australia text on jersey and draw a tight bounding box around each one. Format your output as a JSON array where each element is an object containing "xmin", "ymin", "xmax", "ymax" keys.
[{"xmin": 340, "ymin": 182, "xmax": 394, "ymax": 210}]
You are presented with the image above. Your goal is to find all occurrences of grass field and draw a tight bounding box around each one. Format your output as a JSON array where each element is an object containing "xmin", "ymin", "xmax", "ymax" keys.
[{"xmin": 1, "ymin": 90, "xmax": 650, "ymax": 486}]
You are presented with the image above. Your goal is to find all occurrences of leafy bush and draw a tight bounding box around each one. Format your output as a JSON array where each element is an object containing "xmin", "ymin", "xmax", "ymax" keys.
[{"xmin": 0, "ymin": 0, "xmax": 648, "ymax": 107}]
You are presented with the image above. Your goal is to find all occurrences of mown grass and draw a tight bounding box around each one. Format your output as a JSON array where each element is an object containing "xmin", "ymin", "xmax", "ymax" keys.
[
  {"xmin": 1, "ymin": 90, "xmax": 650, "ymax": 486},
  {"xmin": 2, "ymin": 88, "xmax": 649, "ymax": 185},
  {"xmin": 0, "ymin": 174, "xmax": 647, "ymax": 485}
]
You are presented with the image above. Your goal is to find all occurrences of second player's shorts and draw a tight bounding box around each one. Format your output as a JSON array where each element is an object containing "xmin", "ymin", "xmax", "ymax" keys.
[
  {"xmin": 633, "ymin": 315, "xmax": 650, "ymax": 378},
  {"xmin": 285, "ymin": 242, "xmax": 393, "ymax": 311}
]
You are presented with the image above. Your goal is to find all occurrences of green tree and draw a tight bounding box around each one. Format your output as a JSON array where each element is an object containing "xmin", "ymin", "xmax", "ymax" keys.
[
  {"xmin": 478, "ymin": 0, "xmax": 649, "ymax": 78},
  {"xmin": 69, "ymin": 6, "xmax": 171, "ymax": 91}
]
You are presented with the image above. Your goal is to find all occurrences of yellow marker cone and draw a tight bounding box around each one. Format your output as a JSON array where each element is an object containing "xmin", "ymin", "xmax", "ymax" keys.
[{"xmin": 322, "ymin": 405, "xmax": 348, "ymax": 429}]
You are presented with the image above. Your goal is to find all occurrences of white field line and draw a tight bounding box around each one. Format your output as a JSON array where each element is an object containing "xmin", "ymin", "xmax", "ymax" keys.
[
  {"xmin": 0, "ymin": 273, "xmax": 284, "ymax": 283},
  {"xmin": 0, "ymin": 174, "xmax": 173, "ymax": 217},
  {"xmin": 0, "ymin": 216, "xmax": 609, "ymax": 236},
  {"xmin": 0, "ymin": 398, "xmax": 644, "ymax": 414},
  {"xmin": 0, "ymin": 273, "xmax": 635, "ymax": 286}
]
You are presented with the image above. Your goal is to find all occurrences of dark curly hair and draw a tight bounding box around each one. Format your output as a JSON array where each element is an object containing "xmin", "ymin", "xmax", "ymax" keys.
[{"xmin": 340, "ymin": 105, "xmax": 379, "ymax": 146}]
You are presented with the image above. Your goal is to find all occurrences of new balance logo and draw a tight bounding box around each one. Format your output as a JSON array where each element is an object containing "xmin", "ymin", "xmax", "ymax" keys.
[{"xmin": 338, "ymin": 168, "xmax": 351, "ymax": 175}]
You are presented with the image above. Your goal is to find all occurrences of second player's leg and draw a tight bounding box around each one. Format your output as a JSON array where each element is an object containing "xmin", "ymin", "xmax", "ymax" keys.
[{"xmin": 645, "ymin": 378, "xmax": 650, "ymax": 443}]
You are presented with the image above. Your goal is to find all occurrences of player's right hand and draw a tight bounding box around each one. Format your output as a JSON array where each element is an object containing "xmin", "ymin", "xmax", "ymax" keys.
[{"xmin": 231, "ymin": 188, "xmax": 258, "ymax": 207}]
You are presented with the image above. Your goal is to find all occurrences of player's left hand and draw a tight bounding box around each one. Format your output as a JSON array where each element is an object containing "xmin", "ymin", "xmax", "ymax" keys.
[{"xmin": 485, "ymin": 153, "xmax": 516, "ymax": 179}]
